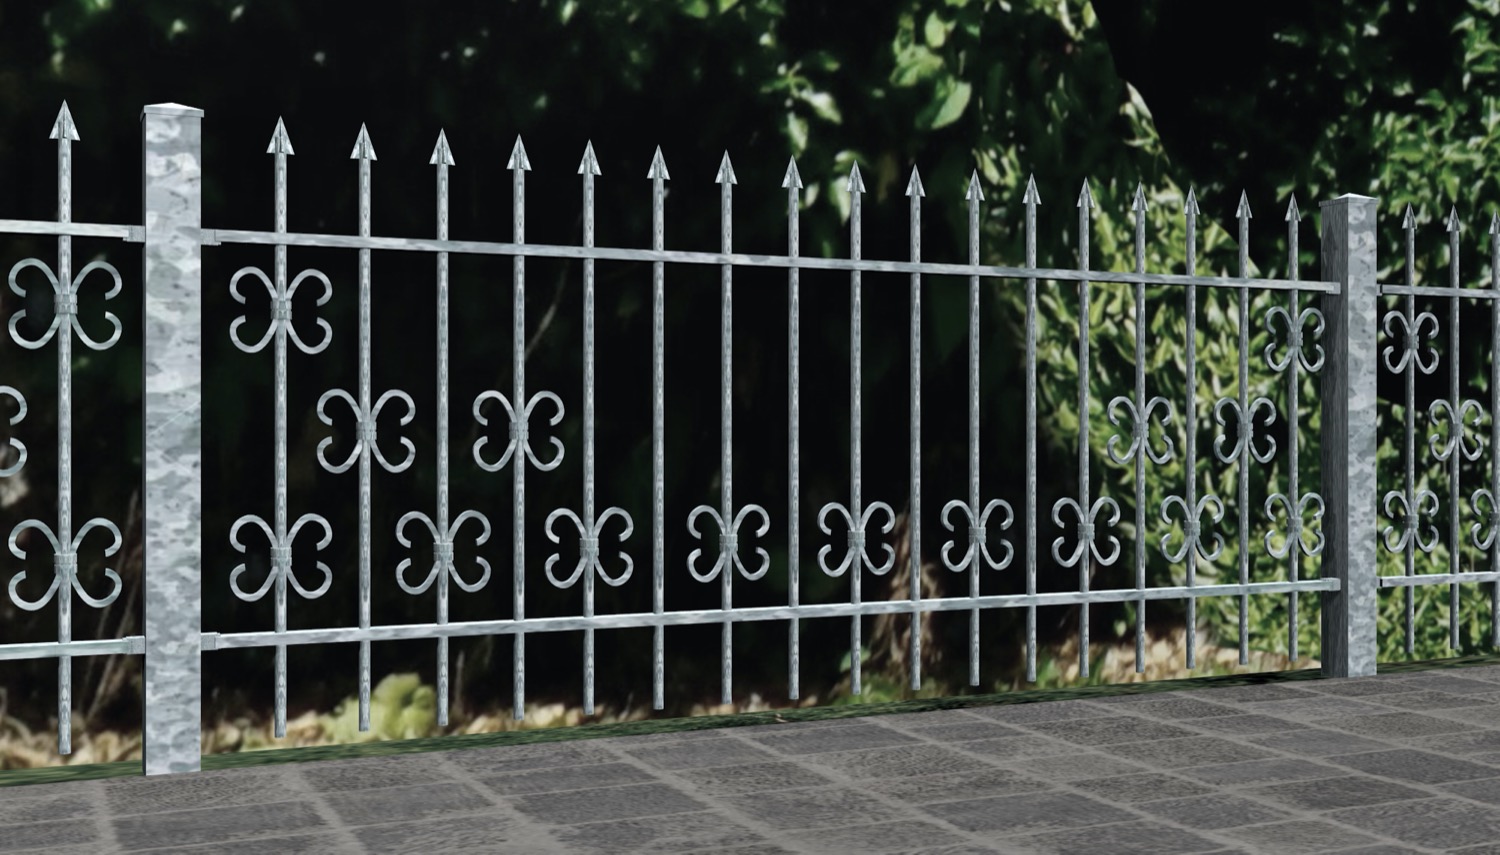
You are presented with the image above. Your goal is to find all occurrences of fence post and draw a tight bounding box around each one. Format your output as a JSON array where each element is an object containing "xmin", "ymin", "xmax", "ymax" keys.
[
  {"xmin": 1318, "ymin": 193, "xmax": 1380, "ymax": 678},
  {"xmin": 141, "ymin": 103, "xmax": 204, "ymax": 774}
]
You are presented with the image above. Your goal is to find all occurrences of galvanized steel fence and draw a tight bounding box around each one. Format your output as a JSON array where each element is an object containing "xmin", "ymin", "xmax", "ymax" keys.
[{"xmin": 0, "ymin": 101, "xmax": 1495, "ymax": 776}]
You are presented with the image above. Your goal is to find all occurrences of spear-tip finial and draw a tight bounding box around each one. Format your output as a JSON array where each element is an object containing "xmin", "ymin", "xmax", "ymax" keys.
[
  {"xmin": 349, "ymin": 123, "xmax": 377, "ymax": 161},
  {"xmin": 1236, "ymin": 189, "xmax": 1252, "ymax": 219},
  {"xmin": 506, "ymin": 135, "xmax": 531, "ymax": 171},
  {"xmin": 266, "ymin": 116, "xmax": 294, "ymax": 156},
  {"xmin": 429, "ymin": 129, "xmax": 455, "ymax": 166},
  {"xmin": 715, "ymin": 151, "xmax": 737, "ymax": 185},
  {"xmin": 966, "ymin": 169, "xmax": 984, "ymax": 202},
  {"xmin": 1285, "ymin": 193, "xmax": 1301, "ymax": 223},
  {"xmin": 647, "ymin": 145, "xmax": 670, "ymax": 180},
  {"xmin": 1131, "ymin": 181, "xmax": 1147, "ymax": 213},
  {"xmin": 1402, "ymin": 203, "xmax": 1417, "ymax": 230},
  {"xmin": 1446, "ymin": 204, "xmax": 1462, "ymax": 233},
  {"xmin": 1490, "ymin": 210, "xmax": 1499, "ymax": 236},
  {"xmin": 50, "ymin": 101, "xmax": 79, "ymax": 141},
  {"xmin": 1185, "ymin": 186, "xmax": 1200, "ymax": 217},
  {"xmin": 1022, "ymin": 173, "xmax": 1040, "ymax": 206},
  {"xmin": 847, "ymin": 161, "xmax": 866, "ymax": 194},
  {"xmin": 782, "ymin": 156, "xmax": 802, "ymax": 190},
  {"xmin": 1076, "ymin": 178, "xmax": 1093, "ymax": 209},
  {"xmin": 905, "ymin": 165, "xmax": 925, "ymax": 198},
  {"xmin": 578, "ymin": 140, "xmax": 601, "ymax": 176}
]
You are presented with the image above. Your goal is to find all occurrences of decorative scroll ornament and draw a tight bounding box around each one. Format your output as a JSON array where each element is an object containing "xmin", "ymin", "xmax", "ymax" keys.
[
  {"xmin": 1212, "ymin": 396, "xmax": 1278, "ymax": 465},
  {"xmin": 817, "ymin": 501, "xmax": 897, "ymax": 578},
  {"xmin": 545, "ymin": 507, "xmax": 634, "ymax": 589},
  {"xmin": 1380, "ymin": 490, "xmax": 1440, "ymax": 554},
  {"xmin": 7, "ymin": 519, "xmax": 123, "ymax": 611},
  {"xmin": 1264, "ymin": 491, "xmax": 1326, "ymax": 559},
  {"xmin": 395, "ymin": 510, "xmax": 493, "ymax": 595},
  {"xmin": 1105, "ymin": 395, "xmax": 1176, "ymax": 465},
  {"xmin": 8, "ymin": 258, "xmax": 124, "ymax": 351},
  {"xmin": 1381, "ymin": 309, "xmax": 1441, "ymax": 375},
  {"xmin": 228, "ymin": 514, "xmax": 334, "ymax": 602},
  {"xmin": 687, "ymin": 504, "xmax": 771, "ymax": 583},
  {"xmin": 1051, "ymin": 496, "xmax": 1122, "ymax": 568},
  {"xmin": 1160, "ymin": 495, "xmax": 1226, "ymax": 564},
  {"xmin": 0, "ymin": 387, "xmax": 25, "ymax": 477},
  {"xmin": 1470, "ymin": 488, "xmax": 1500, "ymax": 550},
  {"xmin": 227, "ymin": 266, "xmax": 334, "ymax": 355},
  {"xmin": 1264, "ymin": 305, "xmax": 1326, "ymax": 372},
  {"xmin": 1428, "ymin": 398, "xmax": 1486, "ymax": 462},
  {"xmin": 940, "ymin": 499, "xmax": 1014, "ymax": 573},
  {"xmin": 316, "ymin": 389, "xmax": 417, "ymax": 474},
  {"xmin": 472, "ymin": 389, "xmax": 565, "ymax": 472}
]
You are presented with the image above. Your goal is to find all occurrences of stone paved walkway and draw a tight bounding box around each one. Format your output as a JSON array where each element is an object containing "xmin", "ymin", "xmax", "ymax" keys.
[{"xmin": 3, "ymin": 664, "xmax": 1500, "ymax": 853}]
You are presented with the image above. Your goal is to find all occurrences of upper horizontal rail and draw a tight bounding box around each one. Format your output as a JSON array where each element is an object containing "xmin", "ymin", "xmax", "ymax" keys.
[
  {"xmin": 0, "ymin": 219, "xmax": 1338, "ymax": 293},
  {"xmin": 1379, "ymin": 284, "xmax": 1500, "ymax": 300}
]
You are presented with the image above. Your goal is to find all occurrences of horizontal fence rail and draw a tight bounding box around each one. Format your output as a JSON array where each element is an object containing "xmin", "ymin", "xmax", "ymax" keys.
[{"xmin": 0, "ymin": 101, "xmax": 1495, "ymax": 780}]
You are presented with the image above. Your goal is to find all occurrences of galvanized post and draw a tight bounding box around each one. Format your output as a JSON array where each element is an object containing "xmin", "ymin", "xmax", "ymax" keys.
[
  {"xmin": 1318, "ymin": 193, "xmax": 1379, "ymax": 678},
  {"xmin": 141, "ymin": 102, "xmax": 204, "ymax": 774}
]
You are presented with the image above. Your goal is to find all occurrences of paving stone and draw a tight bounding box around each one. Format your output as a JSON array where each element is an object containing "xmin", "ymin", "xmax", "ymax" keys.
[
  {"xmin": 1320, "ymin": 711, "xmax": 1482, "ymax": 739},
  {"xmin": 1311, "ymin": 847, "xmax": 1425, "ymax": 855},
  {"xmin": 918, "ymin": 790, "xmax": 1134, "ymax": 833},
  {"xmin": 477, "ymin": 762, "xmax": 655, "ymax": 795},
  {"xmin": 1426, "ymin": 703, "xmax": 1500, "ymax": 728},
  {"xmin": 730, "ymin": 785, "xmax": 910, "ymax": 831},
  {"xmin": 1018, "ymin": 716, "xmax": 1198, "ymax": 745},
  {"xmin": 1354, "ymin": 690, "xmax": 1496, "ymax": 711},
  {"xmin": 900, "ymin": 721, "xmax": 1026, "ymax": 742},
  {"xmin": 744, "ymin": 723, "xmax": 918, "ymax": 755},
  {"xmin": 1438, "ymin": 776, "xmax": 1500, "ymax": 806},
  {"xmin": 1176, "ymin": 757, "xmax": 1345, "ymax": 786},
  {"xmin": 895, "ymin": 846, "xmax": 1005, "ymax": 855},
  {"xmin": 1403, "ymin": 729, "xmax": 1500, "ymax": 755},
  {"xmin": 623, "ymin": 738, "xmax": 780, "ymax": 770},
  {"xmin": 320, "ymin": 781, "xmax": 496, "ymax": 827},
  {"xmin": 1133, "ymin": 793, "xmax": 1293, "ymax": 828},
  {"xmin": 1238, "ymin": 696, "xmax": 1393, "ymax": 720},
  {"xmin": 870, "ymin": 709, "xmax": 994, "ymax": 727},
  {"xmin": 1066, "ymin": 771, "xmax": 1215, "ymax": 803},
  {"xmin": 508, "ymin": 782, "xmax": 705, "ymax": 825},
  {"xmin": 1215, "ymin": 818, "xmax": 1384, "ymax": 854},
  {"xmin": 296, "ymin": 753, "xmax": 460, "ymax": 793},
  {"xmin": 1244, "ymin": 727, "xmax": 1397, "ymax": 757},
  {"xmin": 0, "ymin": 783, "xmax": 100, "ymax": 824},
  {"xmin": 444, "ymin": 742, "xmax": 620, "ymax": 775},
  {"xmin": 1194, "ymin": 684, "xmax": 1321, "ymax": 704},
  {"xmin": 1099, "ymin": 735, "xmax": 1280, "ymax": 768},
  {"xmin": 1323, "ymin": 749, "xmax": 1500, "ymax": 784},
  {"xmin": 1091, "ymin": 697, "xmax": 1245, "ymax": 720},
  {"xmin": 0, "ymin": 818, "xmax": 108, "ymax": 853},
  {"xmin": 781, "ymin": 819, "xmax": 966, "ymax": 853},
  {"xmin": 1245, "ymin": 775, "xmax": 1432, "ymax": 810},
  {"xmin": 112, "ymin": 801, "xmax": 328, "ymax": 850},
  {"xmin": 669, "ymin": 760, "xmax": 836, "ymax": 796},
  {"xmin": 799, "ymin": 743, "xmax": 990, "ymax": 780},
  {"xmin": 1390, "ymin": 674, "xmax": 1500, "ymax": 695},
  {"xmin": 994, "ymin": 751, "xmax": 1148, "ymax": 782},
  {"xmin": 958, "ymin": 735, "xmax": 1094, "ymax": 761},
  {"xmin": 144, "ymin": 833, "xmax": 363, "ymax": 854},
  {"xmin": 1328, "ymin": 797, "xmax": 1500, "ymax": 849},
  {"xmin": 1298, "ymin": 677, "xmax": 1426, "ymax": 697},
  {"xmin": 966, "ymin": 699, "xmax": 1121, "ymax": 723},
  {"xmin": 1181, "ymin": 714, "xmax": 1308, "ymax": 735},
  {"xmin": 1007, "ymin": 819, "xmax": 1225, "ymax": 854},
  {"xmin": 104, "ymin": 767, "xmax": 307, "ymax": 816},
  {"xmin": 547, "ymin": 809, "xmax": 768, "ymax": 853},
  {"xmin": 349, "ymin": 813, "xmax": 556, "ymax": 854},
  {"xmin": 857, "ymin": 766, "xmax": 1046, "ymax": 804}
]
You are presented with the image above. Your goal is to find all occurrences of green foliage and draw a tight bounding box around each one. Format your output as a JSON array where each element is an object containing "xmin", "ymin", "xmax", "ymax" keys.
[{"xmin": 320, "ymin": 673, "xmax": 438, "ymax": 745}]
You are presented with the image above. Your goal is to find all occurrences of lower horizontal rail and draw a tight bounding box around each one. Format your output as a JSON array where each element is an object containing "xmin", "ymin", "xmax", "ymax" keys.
[
  {"xmin": 1377, "ymin": 571, "xmax": 1500, "ymax": 588},
  {"xmin": 203, "ymin": 580, "xmax": 1339, "ymax": 651},
  {"xmin": 0, "ymin": 636, "xmax": 144, "ymax": 662}
]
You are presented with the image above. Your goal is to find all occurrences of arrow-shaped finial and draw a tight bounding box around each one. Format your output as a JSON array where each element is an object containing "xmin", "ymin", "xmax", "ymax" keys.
[
  {"xmin": 506, "ymin": 135, "xmax": 531, "ymax": 171},
  {"xmin": 905, "ymin": 165, "xmax": 925, "ymax": 198},
  {"xmin": 1490, "ymin": 211, "xmax": 1499, "ymax": 235},
  {"xmin": 1403, "ymin": 203, "xmax": 1417, "ymax": 230},
  {"xmin": 1076, "ymin": 178, "xmax": 1093, "ymax": 209},
  {"xmin": 966, "ymin": 169, "xmax": 984, "ymax": 202},
  {"xmin": 715, "ymin": 151, "xmax": 737, "ymax": 185},
  {"xmin": 429, "ymin": 129, "xmax": 455, "ymax": 166},
  {"xmin": 1447, "ymin": 204, "xmax": 1462, "ymax": 232},
  {"xmin": 1236, "ymin": 189, "xmax": 1252, "ymax": 219},
  {"xmin": 1185, "ymin": 186, "xmax": 1200, "ymax": 217},
  {"xmin": 782, "ymin": 156, "xmax": 802, "ymax": 189},
  {"xmin": 49, "ymin": 101, "xmax": 79, "ymax": 141},
  {"xmin": 266, "ymin": 117, "xmax": 294, "ymax": 155},
  {"xmin": 1131, "ymin": 182, "xmax": 1147, "ymax": 212},
  {"xmin": 847, "ymin": 162, "xmax": 866, "ymax": 194},
  {"xmin": 1285, "ymin": 193, "xmax": 1300, "ymax": 223},
  {"xmin": 647, "ymin": 145, "xmax": 669, "ymax": 180},
  {"xmin": 349, "ymin": 123, "xmax": 377, "ymax": 161},
  {"xmin": 578, "ymin": 140, "xmax": 601, "ymax": 176},
  {"xmin": 1023, "ymin": 173, "xmax": 1040, "ymax": 205}
]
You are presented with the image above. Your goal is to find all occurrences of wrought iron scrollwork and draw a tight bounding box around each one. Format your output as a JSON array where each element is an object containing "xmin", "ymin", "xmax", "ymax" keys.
[
  {"xmin": 1428, "ymin": 398, "xmax": 1486, "ymax": 463},
  {"xmin": 8, "ymin": 257, "xmax": 124, "ymax": 351},
  {"xmin": 545, "ymin": 507, "xmax": 634, "ymax": 589},
  {"xmin": 228, "ymin": 514, "xmax": 334, "ymax": 602},
  {"xmin": 1265, "ymin": 491, "xmax": 1326, "ymax": 559},
  {"xmin": 1105, "ymin": 395, "xmax": 1176, "ymax": 465},
  {"xmin": 227, "ymin": 266, "xmax": 333, "ymax": 355},
  {"xmin": 1471, "ymin": 488, "xmax": 1500, "ymax": 550},
  {"xmin": 1212, "ymin": 396, "xmax": 1278, "ymax": 465},
  {"xmin": 1381, "ymin": 309, "xmax": 1441, "ymax": 375},
  {"xmin": 472, "ymin": 389, "xmax": 565, "ymax": 472},
  {"xmin": 687, "ymin": 505, "xmax": 770, "ymax": 583},
  {"xmin": 1051, "ymin": 496, "xmax": 1122, "ymax": 568},
  {"xmin": 816, "ymin": 501, "xmax": 897, "ymax": 578},
  {"xmin": 7, "ymin": 519, "xmax": 123, "ymax": 611},
  {"xmin": 1264, "ymin": 305, "xmax": 1325, "ymax": 372},
  {"xmin": 1160, "ymin": 495, "xmax": 1226, "ymax": 564},
  {"xmin": 316, "ymin": 389, "xmax": 417, "ymax": 474},
  {"xmin": 1380, "ymin": 490, "xmax": 1440, "ymax": 554},
  {"xmin": 940, "ymin": 499, "xmax": 1013, "ymax": 572},
  {"xmin": 395, "ymin": 510, "xmax": 493, "ymax": 595},
  {"xmin": 0, "ymin": 386, "xmax": 25, "ymax": 477}
]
